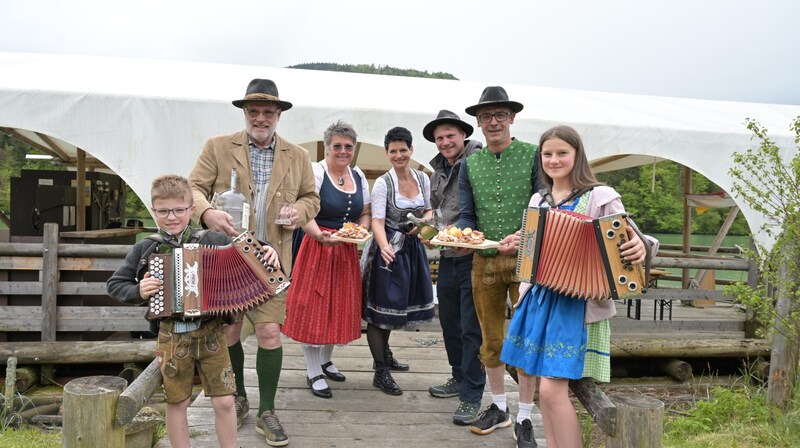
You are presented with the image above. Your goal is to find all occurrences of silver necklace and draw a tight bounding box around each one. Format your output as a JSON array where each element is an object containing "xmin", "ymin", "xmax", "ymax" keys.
[{"xmin": 330, "ymin": 168, "xmax": 347, "ymax": 186}]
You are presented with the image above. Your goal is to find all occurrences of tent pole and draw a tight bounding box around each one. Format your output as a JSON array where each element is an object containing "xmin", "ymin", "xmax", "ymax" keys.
[
  {"xmin": 682, "ymin": 166, "xmax": 693, "ymax": 287},
  {"xmin": 651, "ymin": 158, "xmax": 657, "ymax": 193},
  {"xmin": 316, "ymin": 141, "xmax": 324, "ymax": 162},
  {"xmin": 76, "ymin": 148, "xmax": 86, "ymax": 232},
  {"xmin": 351, "ymin": 142, "xmax": 361, "ymax": 168}
]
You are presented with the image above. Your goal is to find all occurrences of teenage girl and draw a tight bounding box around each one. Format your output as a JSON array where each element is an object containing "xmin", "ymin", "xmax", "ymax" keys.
[{"xmin": 499, "ymin": 125, "xmax": 656, "ymax": 448}]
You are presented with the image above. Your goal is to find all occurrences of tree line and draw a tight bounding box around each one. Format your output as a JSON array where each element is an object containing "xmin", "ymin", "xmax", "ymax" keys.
[{"xmin": 287, "ymin": 62, "xmax": 458, "ymax": 80}]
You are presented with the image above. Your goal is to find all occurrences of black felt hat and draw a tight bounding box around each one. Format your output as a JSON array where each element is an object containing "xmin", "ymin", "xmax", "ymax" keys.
[
  {"xmin": 464, "ymin": 86, "xmax": 523, "ymax": 116},
  {"xmin": 422, "ymin": 110, "xmax": 474, "ymax": 142},
  {"xmin": 232, "ymin": 78, "xmax": 293, "ymax": 110}
]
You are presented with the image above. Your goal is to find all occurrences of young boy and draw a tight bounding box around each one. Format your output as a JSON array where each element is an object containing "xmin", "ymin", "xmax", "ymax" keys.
[{"xmin": 107, "ymin": 175, "xmax": 279, "ymax": 448}]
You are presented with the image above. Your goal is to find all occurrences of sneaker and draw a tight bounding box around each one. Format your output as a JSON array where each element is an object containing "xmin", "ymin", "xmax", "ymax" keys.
[
  {"xmin": 429, "ymin": 377, "xmax": 460, "ymax": 398},
  {"xmin": 514, "ymin": 419, "xmax": 537, "ymax": 448},
  {"xmin": 453, "ymin": 400, "xmax": 481, "ymax": 425},
  {"xmin": 469, "ymin": 403, "xmax": 513, "ymax": 435},
  {"xmin": 255, "ymin": 410, "xmax": 289, "ymax": 447},
  {"xmin": 234, "ymin": 396, "xmax": 249, "ymax": 429}
]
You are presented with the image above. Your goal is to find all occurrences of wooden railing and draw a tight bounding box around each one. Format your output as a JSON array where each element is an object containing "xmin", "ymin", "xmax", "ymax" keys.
[
  {"xmin": 0, "ymin": 223, "xmax": 150, "ymax": 338},
  {"xmin": 0, "ymin": 223, "xmax": 761, "ymax": 353},
  {"xmin": 0, "ymin": 223, "xmax": 153, "ymax": 375},
  {"xmin": 646, "ymin": 253, "xmax": 757, "ymax": 301}
]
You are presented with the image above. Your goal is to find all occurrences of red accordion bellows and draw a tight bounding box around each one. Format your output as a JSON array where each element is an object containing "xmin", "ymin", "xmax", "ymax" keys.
[
  {"xmin": 516, "ymin": 207, "xmax": 646, "ymax": 301},
  {"xmin": 147, "ymin": 233, "xmax": 289, "ymax": 319}
]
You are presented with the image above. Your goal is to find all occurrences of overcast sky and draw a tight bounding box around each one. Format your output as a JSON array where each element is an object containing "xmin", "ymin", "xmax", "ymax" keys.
[{"xmin": 3, "ymin": 0, "xmax": 798, "ymax": 105}]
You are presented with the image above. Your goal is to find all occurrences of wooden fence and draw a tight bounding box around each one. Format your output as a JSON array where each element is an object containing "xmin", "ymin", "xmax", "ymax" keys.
[
  {"xmin": 0, "ymin": 223, "xmax": 763, "ymax": 448},
  {"xmin": 0, "ymin": 223, "xmax": 760, "ymax": 356}
]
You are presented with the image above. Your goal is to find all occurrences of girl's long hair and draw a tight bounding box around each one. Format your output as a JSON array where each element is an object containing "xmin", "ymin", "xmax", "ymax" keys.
[{"xmin": 538, "ymin": 125, "xmax": 603, "ymax": 190}]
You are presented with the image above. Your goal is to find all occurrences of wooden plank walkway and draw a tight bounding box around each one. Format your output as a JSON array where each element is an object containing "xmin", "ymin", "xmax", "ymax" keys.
[
  {"xmin": 155, "ymin": 300, "xmax": 747, "ymax": 447},
  {"xmin": 156, "ymin": 325, "xmax": 539, "ymax": 448}
]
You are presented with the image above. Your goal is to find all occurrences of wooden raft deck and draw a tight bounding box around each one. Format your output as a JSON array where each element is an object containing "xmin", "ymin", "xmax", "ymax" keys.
[
  {"xmin": 156, "ymin": 327, "xmax": 538, "ymax": 448},
  {"xmin": 155, "ymin": 300, "xmax": 749, "ymax": 448}
]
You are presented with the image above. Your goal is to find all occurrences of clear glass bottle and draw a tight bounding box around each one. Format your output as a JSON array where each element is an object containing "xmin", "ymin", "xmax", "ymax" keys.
[
  {"xmin": 211, "ymin": 168, "xmax": 250, "ymax": 232},
  {"xmin": 406, "ymin": 212, "xmax": 439, "ymax": 240}
]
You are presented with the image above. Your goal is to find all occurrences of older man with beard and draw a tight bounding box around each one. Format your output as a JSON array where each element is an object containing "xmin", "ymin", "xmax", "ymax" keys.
[{"xmin": 189, "ymin": 78, "xmax": 320, "ymax": 447}]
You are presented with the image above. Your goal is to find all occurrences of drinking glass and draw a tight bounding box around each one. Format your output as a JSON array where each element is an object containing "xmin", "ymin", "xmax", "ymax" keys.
[
  {"xmin": 378, "ymin": 231, "xmax": 405, "ymax": 272},
  {"xmin": 275, "ymin": 201, "xmax": 294, "ymax": 225},
  {"xmin": 432, "ymin": 208, "xmax": 445, "ymax": 230}
]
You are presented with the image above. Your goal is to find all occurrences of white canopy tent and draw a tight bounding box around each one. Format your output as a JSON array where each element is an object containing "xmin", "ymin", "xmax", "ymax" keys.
[{"xmin": 1, "ymin": 52, "xmax": 799, "ymax": 247}]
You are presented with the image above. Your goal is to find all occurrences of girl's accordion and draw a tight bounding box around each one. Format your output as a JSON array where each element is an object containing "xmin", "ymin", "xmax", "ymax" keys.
[
  {"xmin": 146, "ymin": 233, "xmax": 289, "ymax": 319},
  {"xmin": 516, "ymin": 207, "xmax": 646, "ymax": 301}
]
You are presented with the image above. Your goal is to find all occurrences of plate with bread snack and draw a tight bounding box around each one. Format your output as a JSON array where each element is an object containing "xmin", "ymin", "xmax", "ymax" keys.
[
  {"xmin": 330, "ymin": 222, "xmax": 372, "ymax": 244},
  {"xmin": 430, "ymin": 225, "xmax": 500, "ymax": 249}
]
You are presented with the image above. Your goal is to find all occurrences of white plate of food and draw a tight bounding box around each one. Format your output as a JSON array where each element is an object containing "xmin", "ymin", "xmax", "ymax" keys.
[
  {"xmin": 330, "ymin": 222, "xmax": 372, "ymax": 244},
  {"xmin": 430, "ymin": 226, "xmax": 500, "ymax": 249}
]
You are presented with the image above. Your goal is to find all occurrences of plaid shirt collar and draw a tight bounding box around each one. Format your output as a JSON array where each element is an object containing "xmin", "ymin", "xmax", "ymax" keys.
[{"xmin": 248, "ymin": 135, "xmax": 275, "ymax": 151}]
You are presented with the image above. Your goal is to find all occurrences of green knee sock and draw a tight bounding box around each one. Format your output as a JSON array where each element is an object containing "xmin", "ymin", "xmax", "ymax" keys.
[
  {"xmin": 228, "ymin": 341, "xmax": 247, "ymax": 398},
  {"xmin": 257, "ymin": 346, "xmax": 283, "ymax": 416}
]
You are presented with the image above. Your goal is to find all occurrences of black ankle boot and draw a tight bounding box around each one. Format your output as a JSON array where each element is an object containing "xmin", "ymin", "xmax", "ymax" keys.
[
  {"xmin": 386, "ymin": 349, "xmax": 409, "ymax": 371},
  {"xmin": 373, "ymin": 369, "xmax": 403, "ymax": 395},
  {"xmin": 372, "ymin": 349, "xmax": 410, "ymax": 371}
]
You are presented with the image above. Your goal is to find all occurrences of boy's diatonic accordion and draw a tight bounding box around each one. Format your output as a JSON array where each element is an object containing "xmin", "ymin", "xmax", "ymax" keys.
[
  {"xmin": 146, "ymin": 233, "xmax": 289, "ymax": 319},
  {"xmin": 516, "ymin": 207, "xmax": 646, "ymax": 301}
]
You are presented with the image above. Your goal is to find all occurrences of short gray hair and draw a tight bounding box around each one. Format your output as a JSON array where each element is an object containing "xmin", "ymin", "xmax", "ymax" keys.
[{"xmin": 323, "ymin": 120, "xmax": 358, "ymax": 151}]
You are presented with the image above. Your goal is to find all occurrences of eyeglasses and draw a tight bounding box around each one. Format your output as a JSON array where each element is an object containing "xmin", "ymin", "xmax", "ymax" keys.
[
  {"xmin": 331, "ymin": 143, "xmax": 355, "ymax": 152},
  {"xmin": 152, "ymin": 207, "xmax": 191, "ymax": 218},
  {"xmin": 245, "ymin": 108, "xmax": 279, "ymax": 119},
  {"xmin": 477, "ymin": 111, "xmax": 512, "ymax": 123}
]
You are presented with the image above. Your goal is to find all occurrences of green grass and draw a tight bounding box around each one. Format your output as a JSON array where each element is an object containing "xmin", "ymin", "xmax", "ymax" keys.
[
  {"xmin": 0, "ymin": 427, "xmax": 60, "ymax": 448},
  {"xmin": 664, "ymin": 384, "xmax": 800, "ymax": 447},
  {"xmin": 152, "ymin": 422, "xmax": 166, "ymax": 446}
]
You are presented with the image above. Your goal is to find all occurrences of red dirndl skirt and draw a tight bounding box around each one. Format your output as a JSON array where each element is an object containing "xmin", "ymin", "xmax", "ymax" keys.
[{"xmin": 282, "ymin": 231, "xmax": 362, "ymax": 345}]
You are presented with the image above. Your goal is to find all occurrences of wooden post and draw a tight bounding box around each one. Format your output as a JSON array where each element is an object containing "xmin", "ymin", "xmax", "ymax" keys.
[
  {"xmin": 115, "ymin": 358, "xmax": 162, "ymax": 426},
  {"xmin": 605, "ymin": 394, "xmax": 664, "ymax": 448},
  {"xmin": 76, "ymin": 148, "xmax": 86, "ymax": 231},
  {"xmin": 745, "ymin": 252, "xmax": 761, "ymax": 338},
  {"xmin": 767, "ymin": 239, "xmax": 800, "ymax": 408},
  {"xmin": 41, "ymin": 223, "xmax": 58, "ymax": 383},
  {"xmin": 3, "ymin": 356, "xmax": 16, "ymax": 415},
  {"xmin": 682, "ymin": 166, "xmax": 692, "ymax": 288},
  {"xmin": 63, "ymin": 376, "xmax": 127, "ymax": 448},
  {"xmin": 570, "ymin": 377, "xmax": 616, "ymax": 435}
]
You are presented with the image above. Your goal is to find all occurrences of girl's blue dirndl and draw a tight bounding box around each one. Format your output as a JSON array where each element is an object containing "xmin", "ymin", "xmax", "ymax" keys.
[
  {"xmin": 501, "ymin": 284, "xmax": 587, "ymax": 379},
  {"xmin": 500, "ymin": 192, "xmax": 596, "ymax": 380}
]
